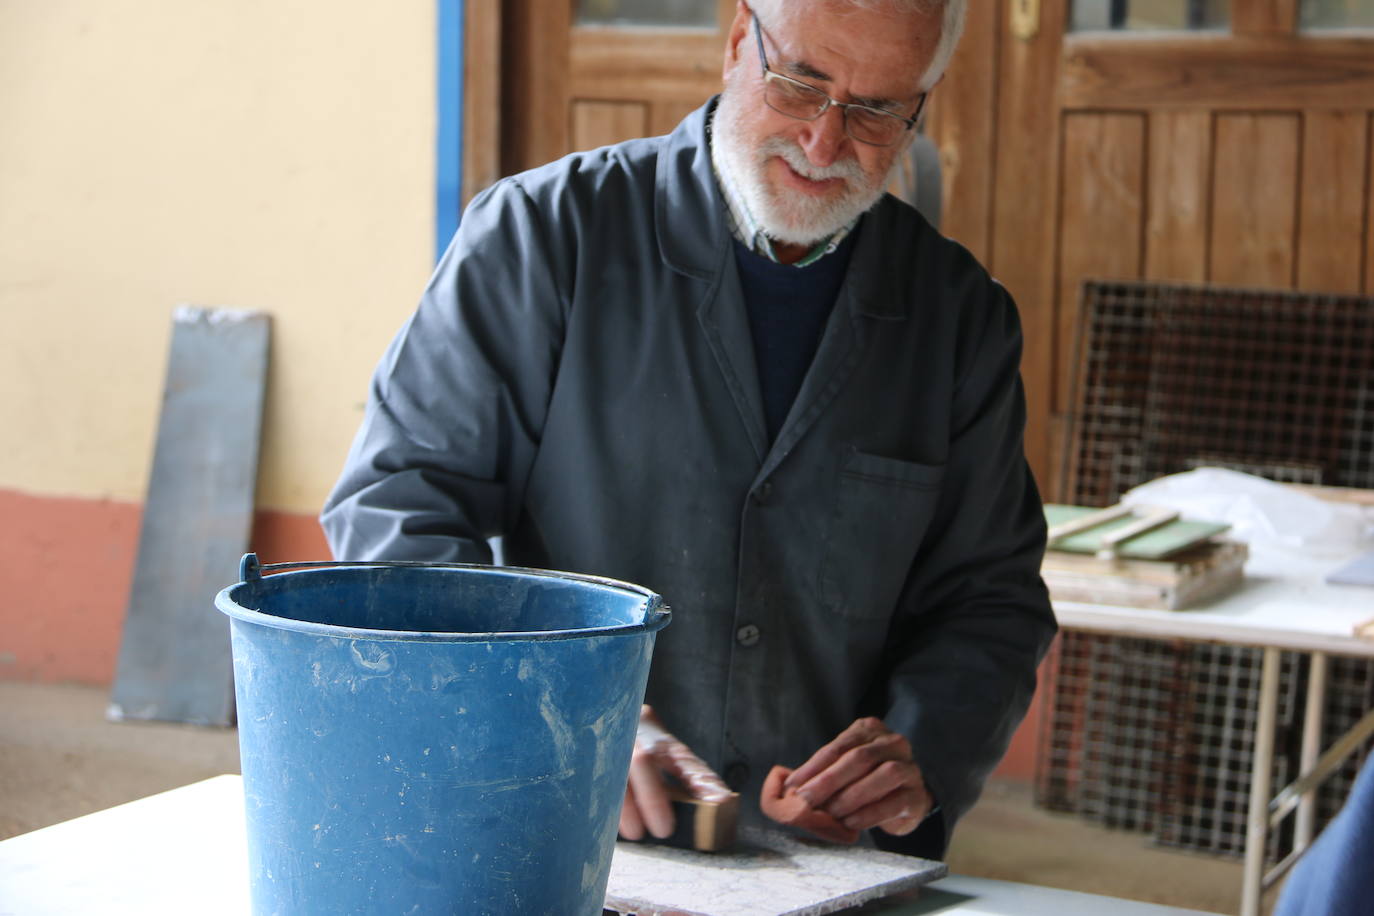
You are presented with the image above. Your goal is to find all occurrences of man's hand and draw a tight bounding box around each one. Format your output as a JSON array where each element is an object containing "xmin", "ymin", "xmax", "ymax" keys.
[
  {"xmin": 619, "ymin": 705, "xmax": 733, "ymax": 841},
  {"xmin": 783, "ymin": 717, "xmax": 932, "ymax": 837}
]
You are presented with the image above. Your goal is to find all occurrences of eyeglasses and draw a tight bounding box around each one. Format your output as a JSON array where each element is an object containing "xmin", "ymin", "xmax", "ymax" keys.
[{"xmin": 751, "ymin": 12, "xmax": 925, "ymax": 148}]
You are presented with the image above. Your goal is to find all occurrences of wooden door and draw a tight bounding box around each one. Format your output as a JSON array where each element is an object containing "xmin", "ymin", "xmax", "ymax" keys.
[
  {"xmin": 466, "ymin": 0, "xmax": 733, "ymax": 197},
  {"xmin": 926, "ymin": 0, "xmax": 1374, "ymax": 496}
]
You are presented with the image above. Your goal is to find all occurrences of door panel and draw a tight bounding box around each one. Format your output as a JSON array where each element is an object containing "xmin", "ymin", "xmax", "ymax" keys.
[
  {"xmin": 1211, "ymin": 113, "xmax": 1300, "ymax": 288},
  {"xmin": 571, "ymin": 99, "xmax": 650, "ymax": 151},
  {"xmin": 1055, "ymin": 113, "xmax": 1146, "ymax": 414},
  {"xmin": 1234, "ymin": 0, "xmax": 1298, "ymax": 35},
  {"xmin": 569, "ymin": 29, "xmax": 723, "ymax": 102},
  {"xmin": 1144, "ymin": 111, "xmax": 1211, "ymax": 283},
  {"xmin": 1298, "ymin": 111, "xmax": 1368, "ymax": 294},
  {"xmin": 650, "ymin": 98, "xmax": 707, "ymax": 136}
]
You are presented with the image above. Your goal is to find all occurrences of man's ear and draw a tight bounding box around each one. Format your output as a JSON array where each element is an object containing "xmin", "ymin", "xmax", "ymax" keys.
[{"xmin": 722, "ymin": 2, "xmax": 751, "ymax": 82}]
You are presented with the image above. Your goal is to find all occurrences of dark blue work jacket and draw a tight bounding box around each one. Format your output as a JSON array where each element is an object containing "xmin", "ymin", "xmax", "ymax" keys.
[{"xmin": 322, "ymin": 98, "xmax": 1057, "ymax": 858}]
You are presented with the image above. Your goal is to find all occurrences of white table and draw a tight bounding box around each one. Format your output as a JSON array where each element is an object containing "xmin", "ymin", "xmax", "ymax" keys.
[
  {"xmin": 0, "ymin": 776, "xmax": 1219, "ymax": 915},
  {"xmin": 873, "ymin": 875, "xmax": 1219, "ymax": 915},
  {"xmin": 1052, "ymin": 549, "xmax": 1374, "ymax": 916},
  {"xmin": 0, "ymin": 776, "xmax": 251, "ymax": 916}
]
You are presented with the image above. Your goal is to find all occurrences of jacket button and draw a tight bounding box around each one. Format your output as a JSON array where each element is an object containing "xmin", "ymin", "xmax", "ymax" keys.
[
  {"xmin": 724, "ymin": 762, "xmax": 750, "ymax": 790},
  {"xmin": 736, "ymin": 624, "xmax": 761, "ymax": 647},
  {"xmin": 752, "ymin": 480, "xmax": 773, "ymax": 504}
]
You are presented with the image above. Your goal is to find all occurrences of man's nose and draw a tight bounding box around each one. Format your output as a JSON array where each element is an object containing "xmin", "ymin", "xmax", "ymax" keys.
[{"xmin": 798, "ymin": 105, "xmax": 847, "ymax": 168}]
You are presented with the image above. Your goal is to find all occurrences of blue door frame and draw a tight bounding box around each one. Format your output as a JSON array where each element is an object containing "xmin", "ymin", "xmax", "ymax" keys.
[{"xmin": 436, "ymin": 0, "xmax": 465, "ymax": 262}]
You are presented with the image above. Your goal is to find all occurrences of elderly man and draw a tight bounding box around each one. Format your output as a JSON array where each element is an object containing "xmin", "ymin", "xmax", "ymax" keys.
[{"xmin": 322, "ymin": 0, "xmax": 1056, "ymax": 860}]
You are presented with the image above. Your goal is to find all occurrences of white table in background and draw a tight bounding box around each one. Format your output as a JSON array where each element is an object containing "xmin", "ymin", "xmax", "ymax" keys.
[{"xmin": 1052, "ymin": 550, "xmax": 1374, "ymax": 916}]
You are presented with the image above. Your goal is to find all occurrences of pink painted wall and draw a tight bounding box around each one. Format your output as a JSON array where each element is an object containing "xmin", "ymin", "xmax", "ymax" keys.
[{"xmin": 0, "ymin": 488, "xmax": 329, "ymax": 685}]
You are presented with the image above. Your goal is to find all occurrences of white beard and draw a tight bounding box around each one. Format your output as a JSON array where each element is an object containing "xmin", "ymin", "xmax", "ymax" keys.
[{"xmin": 713, "ymin": 86, "xmax": 895, "ymax": 248}]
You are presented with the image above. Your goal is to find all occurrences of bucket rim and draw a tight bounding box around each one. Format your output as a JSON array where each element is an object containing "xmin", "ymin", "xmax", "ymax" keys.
[{"xmin": 214, "ymin": 558, "xmax": 671, "ymax": 644}]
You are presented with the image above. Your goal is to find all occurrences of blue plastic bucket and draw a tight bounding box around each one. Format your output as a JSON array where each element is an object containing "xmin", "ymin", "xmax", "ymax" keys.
[{"xmin": 216, "ymin": 554, "xmax": 669, "ymax": 916}]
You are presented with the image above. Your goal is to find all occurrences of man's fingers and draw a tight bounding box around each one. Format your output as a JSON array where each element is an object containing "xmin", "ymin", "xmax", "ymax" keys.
[
  {"xmin": 618, "ymin": 784, "xmax": 646, "ymax": 841},
  {"xmin": 841, "ymin": 784, "xmax": 931, "ymax": 837},
  {"xmin": 824, "ymin": 757, "xmax": 920, "ymax": 821},
  {"xmin": 658, "ymin": 741, "xmax": 733, "ymax": 802},
  {"xmin": 781, "ymin": 717, "xmax": 931, "ymax": 841},
  {"xmin": 784, "ymin": 717, "xmax": 891, "ymax": 793},
  {"xmin": 637, "ymin": 705, "xmax": 732, "ymax": 804},
  {"xmin": 626, "ymin": 750, "xmax": 676, "ymax": 839},
  {"xmin": 821, "ymin": 759, "xmax": 931, "ymax": 835},
  {"xmin": 623, "ymin": 705, "xmax": 730, "ymax": 842},
  {"xmin": 794, "ymin": 729, "xmax": 911, "ymax": 808}
]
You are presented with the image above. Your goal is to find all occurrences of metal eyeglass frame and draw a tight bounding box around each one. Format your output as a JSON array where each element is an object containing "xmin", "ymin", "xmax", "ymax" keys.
[{"xmin": 750, "ymin": 10, "xmax": 927, "ymax": 148}]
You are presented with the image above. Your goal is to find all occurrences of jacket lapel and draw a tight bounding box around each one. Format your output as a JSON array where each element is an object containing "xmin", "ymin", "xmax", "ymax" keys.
[
  {"xmin": 697, "ymin": 259, "xmax": 769, "ymax": 463},
  {"xmin": 658, "ymin": 98, "xmax": 769, "ymax": 463}
]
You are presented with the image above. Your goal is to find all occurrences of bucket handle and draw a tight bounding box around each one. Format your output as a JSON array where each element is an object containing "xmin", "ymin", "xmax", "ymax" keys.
[
  {"xmin": 239, "ymin": 553, "xmax": 549, "ymax": 581},
  {"xmin": 236, "ymin": 555, "xmax": 671, "ymax": 629}
]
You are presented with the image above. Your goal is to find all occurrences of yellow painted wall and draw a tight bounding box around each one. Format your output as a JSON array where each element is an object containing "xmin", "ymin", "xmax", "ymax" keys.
[{"xmin": 0, "ymin": 1, "xmax": 435, "ymax": 513}]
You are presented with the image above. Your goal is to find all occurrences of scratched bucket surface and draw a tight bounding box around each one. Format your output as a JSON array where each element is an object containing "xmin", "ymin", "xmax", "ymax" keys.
[{"xmin": 216, "ymin": 555, "xmax": 669, "ymax": 916}]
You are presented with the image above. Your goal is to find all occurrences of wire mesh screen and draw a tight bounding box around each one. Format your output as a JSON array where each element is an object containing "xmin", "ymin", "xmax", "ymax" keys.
[
  {"xmin": 1037, "ymin": 635, "xmax": 1182, "ymax": 831},
  {"xmin": 1036, "ymin": 634, "xmax": 1297, "ymax": 860},
  {"xmin": 1152, "ymin": 644, "xmax": 1301, "ymax": 860},
  {"xmin": 1039, "ymin": 279, "xmax": 1374, "ymax": 863},
  {"xmin": 1062, "ymin": 280, "xmax": 1374, "ymax": 504}
]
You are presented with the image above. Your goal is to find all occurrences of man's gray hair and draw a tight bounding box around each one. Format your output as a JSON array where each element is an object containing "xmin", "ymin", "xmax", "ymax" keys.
[{"xmin": 747, "ymin": 0, "xmax": 967, "ymax": 92}]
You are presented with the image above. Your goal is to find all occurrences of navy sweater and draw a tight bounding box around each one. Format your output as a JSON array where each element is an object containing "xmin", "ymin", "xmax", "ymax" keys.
[{"xmin": 733, "ymin": 232, "xmax": 858, "ymax": 441}]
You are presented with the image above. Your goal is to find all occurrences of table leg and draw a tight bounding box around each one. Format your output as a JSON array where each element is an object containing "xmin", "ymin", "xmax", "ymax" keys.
[
  {"xmin": 1296, "ymin": 652, "xmax": 1327, "ymax": 850},
  {"xmin": 1242, "ymin": 647, "xmax": 1281, "ymax": 916}
]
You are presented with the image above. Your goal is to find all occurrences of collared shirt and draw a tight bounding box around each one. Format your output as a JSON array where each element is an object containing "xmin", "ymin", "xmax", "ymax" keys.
[{"xmin": 708, "ymin": 109, "xmax": 857, "ymax": 268}]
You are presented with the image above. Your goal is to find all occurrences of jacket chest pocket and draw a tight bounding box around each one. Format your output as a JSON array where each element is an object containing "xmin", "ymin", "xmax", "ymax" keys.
[{"xmin": 818, "ymin": 450, "xmax": 945, "ymax": 620}]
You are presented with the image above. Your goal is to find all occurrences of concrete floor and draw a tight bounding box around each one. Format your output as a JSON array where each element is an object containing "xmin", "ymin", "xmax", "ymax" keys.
[{"xmin": 1, "ymin": 681, "xmax": 1270, "ymax": 914}]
